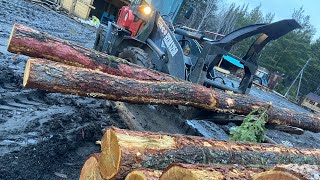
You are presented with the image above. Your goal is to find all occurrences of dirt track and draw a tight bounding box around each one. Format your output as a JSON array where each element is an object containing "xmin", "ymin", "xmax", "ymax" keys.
[
  {"xmin": 0, "ymin": 0, "xmax": 319, "ymax": 179},
  {"xmin": 0, "ymin": 1, "xmax": 128, "ymax": 179}
]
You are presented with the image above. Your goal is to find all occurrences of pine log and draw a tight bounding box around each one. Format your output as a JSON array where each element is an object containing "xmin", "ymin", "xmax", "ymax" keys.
[
  {"xmin": 125, "ymin": 169, "xmax": 162, "ymax": 180},
  {"xmin": 253, "ymin": 164, "xmax": 320, "ymax": 180},
  {"xmin": 79, "ymin": 153, "xmax": 103, "ymax": 180},
  {"xmin": 98, "ymin": 127, "xmax": 320, "ymax": 179},
  {"xmin": 111, "ymin": 101, "xmax": 144, "ymax": 131},
  {"xmin": 160, "ymin": 163, "xmax": 267, "ymax": 180},
  {"xmin": 23, "ymin": 58, "xmax": 320, "ymax": 132},
  {"xmin": 8, "ymin": 23, "xmax": 179, "ymax": 82}
]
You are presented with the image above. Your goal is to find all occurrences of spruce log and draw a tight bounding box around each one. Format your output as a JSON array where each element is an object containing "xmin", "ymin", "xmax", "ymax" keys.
[
  {"xmin": 160, "ymin": 163, "xmax": 266, "ymax": 180},
  {"xmin": 8, "ymin": 23, "xmax": 179, "ymax": 82},
  {"xmin": 23, "ymin": 58, "xmax": 320, "ymax": 132},
  {"xmin": 79, "ymin": 153, "xmax": 103, "ymax": 180},
  {"xmin": 98, "ymin": 127, "xmax": 320, "ymax": 179},
  {"xmin": 125, "ymin": 169, "xmax": 162, "ymax": 180},
  {"xmin": 253, "ymin": 164, "xmax": 320, "ymax": 180}
]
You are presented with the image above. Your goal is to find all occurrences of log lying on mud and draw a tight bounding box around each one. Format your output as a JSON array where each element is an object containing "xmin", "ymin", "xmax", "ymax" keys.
[
  {"xmin": 98, "ymin": 127, "xmax": 320, "ymax": 179},
  {"xmin": 253, "ymin": 164, "xmax": 320, "ymax": 180},
  {"xmin": 23, "ymin": 58, "xmax": 320, "ymax": 132},
  {"xmin": 111, "ymin": 101, "xmax": 144, "ymax": 131},
  {"xmin": 125, "ymin": 169, "xmax": 162, "ymax": 180},
  {"xmin": 160, "ymin": 163, "xmax": 266, "ymax": 180},
  {"xmin": 8, "ymin": 23, "xmax": 179, "ymax": 82},
  {"xmin": 79, "ymin": 153, "xmax": 103, "ymax": 180}
]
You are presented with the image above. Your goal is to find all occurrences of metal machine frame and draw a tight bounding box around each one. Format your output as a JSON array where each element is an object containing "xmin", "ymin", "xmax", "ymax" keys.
[{"xmin": 94, "ymin": 3, "xmax": 301, "ymax": 94}]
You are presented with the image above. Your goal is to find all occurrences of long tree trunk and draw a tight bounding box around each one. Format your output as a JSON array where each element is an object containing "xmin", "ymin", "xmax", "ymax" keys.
[
  {"xmin": 80, "ymin": 153, "xmax": 103, "ymax": 180},
  {"xmin": 8, "ymin": 23, "xmax": 179, "ymax": 82},
  {"xmin": 23, "ymin": 58, "xmax": 320, "ymax": 132},
  {"xmin": 125, "ymin": 169, "xmax": 162, "ymax": 180},
  {"xmin": 160, "ymin": 163, "xmax": 267, "ymax": 180},
  {"xmin": 8, "ymin": 24, "xmax": 320, "ymax": 132},
  {"xmin": 97, "ymin": 127, "xmax": 320, "ymax": 179},
  {"xmin": 253, "ymin": 164, "xmax": 320, "ymax": 180}
]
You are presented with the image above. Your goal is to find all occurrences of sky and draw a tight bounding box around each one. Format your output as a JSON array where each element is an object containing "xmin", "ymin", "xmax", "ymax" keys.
[{"xmin": 225, "ymin": 0, "xmax": 320, "ymax": 38}]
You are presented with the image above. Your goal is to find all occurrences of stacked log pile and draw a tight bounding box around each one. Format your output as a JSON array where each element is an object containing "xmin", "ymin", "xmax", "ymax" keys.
[
  {"xmin": 79, "ymin": 127, "xmax": 319, "ymax": 179},
  {"xmin": 7, "ymin": 24, "xmax": 320, "ymax": 179}
]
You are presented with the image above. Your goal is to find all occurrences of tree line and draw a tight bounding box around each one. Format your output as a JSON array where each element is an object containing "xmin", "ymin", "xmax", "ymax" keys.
[{"xmin": 176, "ymin": 0, "xmax": 320, "ymax": 100}]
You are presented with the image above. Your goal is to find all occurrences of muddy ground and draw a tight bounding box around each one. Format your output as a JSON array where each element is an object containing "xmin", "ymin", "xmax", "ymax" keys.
[{"xmin": 0, "ymin": 0, "xmax": 319, "ymax": 179}]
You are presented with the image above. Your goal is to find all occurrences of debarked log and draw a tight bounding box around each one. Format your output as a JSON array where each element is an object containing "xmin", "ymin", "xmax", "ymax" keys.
[
  {"xmin": 160, "ymin": 163, "xmax": 266, "ymax": 180},
  {"xmin": 23, "ymin": 58, "xmax": 320, "ymax": 132},
  {"xmin": 125, "ymin": 169, "xmax": 162, "ymax": 180},
  {"xmin": 8, "ymin": 23, "xmax": 179, "ymax": 82},
  {"xmin": 98, "ymin": 127, "xmax": 320, "ymax": 179}
]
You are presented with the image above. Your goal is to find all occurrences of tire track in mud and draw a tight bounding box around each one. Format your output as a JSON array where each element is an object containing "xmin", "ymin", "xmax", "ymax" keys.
[
  {"xmin": 0, "ymin": 3, "xmax": 126, "ymax": 179},
  {"xmin": 0, "ymin": 2, "xmax": 128, "ymax": 178}
]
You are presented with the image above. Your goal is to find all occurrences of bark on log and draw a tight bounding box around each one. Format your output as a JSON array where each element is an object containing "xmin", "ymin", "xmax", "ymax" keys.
[
  {"xmin": 23, "ymin": 58, "xmax": 320, "ymax": 132},
  {"xmin": 160, "ymin": 163, "xmax": 267, "ymax": 180},
  {"xmin": 274, "ymin": 125, "xmax": 305, "ymax": 135},
  {"xmin": 111, "ymin": 101, "xmax": 144, "ymax": 131},
  {"xmin": 98, "ymin": 127, "xmax": 320, "ymax": 179},
  {"xmin": 125, "ymin": 169, "xmax": 162, "ymax": 180},
  {"xmin": 80, "ymin": 153, "xmax": 103, "ymax": 180},
  {"xmin": 253, "ymin": 164, "xmax": 320, "ymax": 180},
  {"xmin": 8, "ymin": 23, "xmax": 179, "ymax": 82}
]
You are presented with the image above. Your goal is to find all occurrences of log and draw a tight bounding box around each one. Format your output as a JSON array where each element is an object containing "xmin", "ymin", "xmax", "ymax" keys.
[
  {"xmin": 111, "ymin": 101, "xmax": 144, "ymax": 131},
  {"xmin": 263, "ymin": 135, "xmax": 278, "ymax": 144},
  {"xmin": 274, "ymin": 125, "xmax": 305, "ymax": 135},
  {"xmin": 79, "ymin": 153, "xmax": 103, "ymax": 180},
  {"xmin": 8, "ymin": 23, "xmax": 179, "ymax": 82},
  {"xmin": 253, "ymin": 164, "xmax": 320, "ymax": 180},
  {"xmin": 23, "ymin": 58, "xmax": 320, "ymax": 132},
  {"xmin": 160, "ymin": 163, "xmax": 266, "ymax": 180},
  {"xmin": 98, "ymin": 127, "xmax": 320, "ymax": 179},
  {"xmin": 125, "ymin": 169, "xmax": 162, "ymax": 180}
]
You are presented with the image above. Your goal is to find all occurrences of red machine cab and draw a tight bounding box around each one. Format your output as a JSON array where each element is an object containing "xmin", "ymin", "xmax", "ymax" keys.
[{"xmin": 117, "ymin": 5, "xmax": 146, "ymax": 37}]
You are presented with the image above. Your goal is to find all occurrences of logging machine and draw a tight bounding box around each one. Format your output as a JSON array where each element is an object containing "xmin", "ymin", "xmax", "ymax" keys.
[{"xmin": 94, "ymin": 0, "xmax": 301, "ymax": 94}]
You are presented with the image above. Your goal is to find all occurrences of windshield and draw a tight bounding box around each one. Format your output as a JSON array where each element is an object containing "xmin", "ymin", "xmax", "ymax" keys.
[{"xmin": 149, "ymin": 0, "xmax": 184, "ymax": 20}]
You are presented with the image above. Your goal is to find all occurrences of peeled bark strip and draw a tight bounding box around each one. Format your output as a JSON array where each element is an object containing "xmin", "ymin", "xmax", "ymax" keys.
[
  {"xmin": 160, "ymin": 163, "xmax": 266, "ymax": 180},
  {"xmin": 23, "ymin": 58, "xmax": 320, "ymax": 132},
  {"xmin": 79, "ymin": 153, "xmax": 103, "ymax": 180},
  {"xmin": 254, "ymin": 164, "xmax": 320, "ymax": 180},
  {"xmin": 125, "ymin": 169, "xmax": 162, "ymax": 180},
  {"xmin": 8, "ymin": 23, "xmax": 179, "ymax": 82},
  {"xmin": 98, "ymin": 127, "xmax": 320, "ymax": 179}
]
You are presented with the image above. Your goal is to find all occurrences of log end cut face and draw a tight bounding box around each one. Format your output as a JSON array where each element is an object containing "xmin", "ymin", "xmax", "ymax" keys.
[
  {"xmin": 125, "ymin": 171, "xmax": 148, "ymax": 180},
  {"xmin": 99, "ymin": 127, "xmax": 176, "ymax": 179},
  {"xmin": 23, "ymin": 59, "xmax": 31, "ymax": 87},
  {"xmin": 160, "ymin": 165, "xmax": 224, "ymax": 180},
  {"xmin": 80, "ymin": 154, "xmax": 103, "ymax": 180},
  {"xmin": 7, "ymin": 23, "xmax": 16, "ymax": 51},
  {"xmin": 99, "ymin": 128, "xmax": 121, "ymax": 179},
  {"xmin": 253, "ymin": 171, "xmax": 301, "ymax": 180}
]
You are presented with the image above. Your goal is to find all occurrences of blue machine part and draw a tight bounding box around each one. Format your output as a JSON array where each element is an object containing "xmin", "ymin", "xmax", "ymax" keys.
[
  {"xmin": 223, "ymin": 55, "xmax": 244, "ymax": 69},
  {"xmin": 101, "ymin": 12, "xmax": 115, "ymax": 24},
  {"xmin": 149, "ymin": 0, "xmax": 184, "ymax": 20}
]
